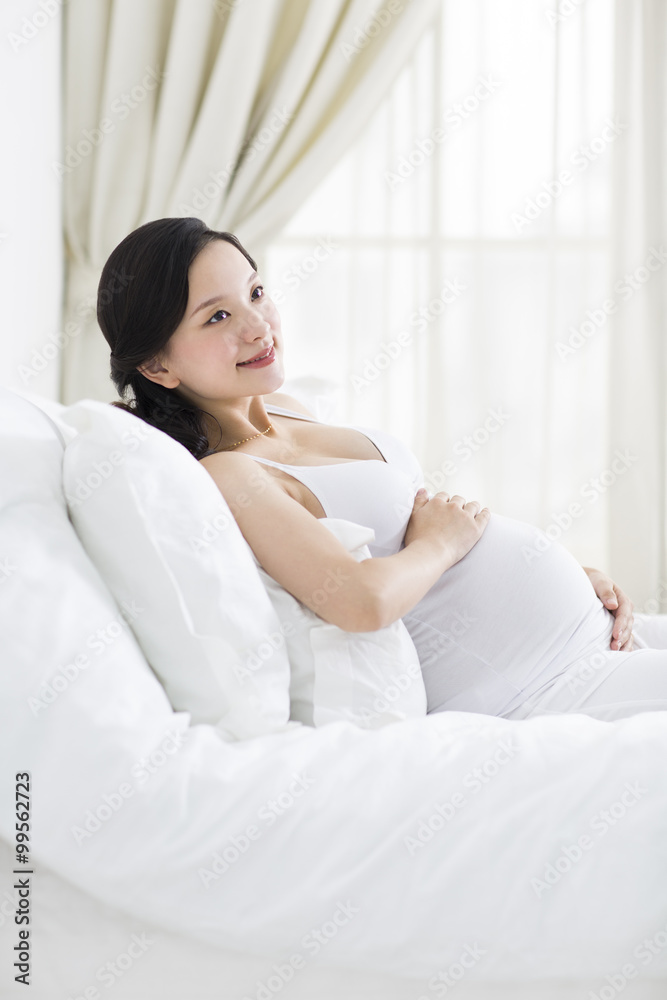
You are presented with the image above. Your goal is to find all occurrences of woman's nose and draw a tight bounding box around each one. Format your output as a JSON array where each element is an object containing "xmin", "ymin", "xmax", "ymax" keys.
[{"xmin": 239, "ymin": 310, "xmax": 270, "ymax": 339}]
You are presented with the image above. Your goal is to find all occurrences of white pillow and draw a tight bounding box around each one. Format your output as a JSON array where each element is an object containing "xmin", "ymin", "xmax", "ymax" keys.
[
  {"xmin": 59, "ymin": 399, "xmax": 295, "ymax": 740},
  {"xmin": 250, "ymin": 518, "xmax": 428, "ymax": 728}
]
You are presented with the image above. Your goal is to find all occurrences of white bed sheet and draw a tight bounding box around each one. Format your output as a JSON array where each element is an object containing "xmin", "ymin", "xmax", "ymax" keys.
[{"xmin": 1, "ymin": 839, "xmax": 666, "ymax": 1000}]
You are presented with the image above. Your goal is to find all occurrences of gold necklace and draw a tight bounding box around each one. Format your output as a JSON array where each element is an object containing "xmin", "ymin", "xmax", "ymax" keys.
[{"xmin": 219, "ymin": 422, "xmax": 273, "ymax": 452}]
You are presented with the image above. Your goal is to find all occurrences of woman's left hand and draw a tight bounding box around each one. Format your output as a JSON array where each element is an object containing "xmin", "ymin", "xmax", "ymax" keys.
[{"xmin": 582, "ymin": 566, "xmax": 635, "ymax": 651}]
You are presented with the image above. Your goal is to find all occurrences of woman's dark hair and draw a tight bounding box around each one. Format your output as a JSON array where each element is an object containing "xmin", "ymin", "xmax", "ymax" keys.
[{"xmin": 97, "ymin": 216, "xmax": 257, "ymax": 459}]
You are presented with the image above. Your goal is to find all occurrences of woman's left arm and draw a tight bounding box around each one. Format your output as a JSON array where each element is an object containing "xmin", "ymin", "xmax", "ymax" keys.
[{"xmin": 582, "ymin": 566, "xmax": 635, "ymax": 651}]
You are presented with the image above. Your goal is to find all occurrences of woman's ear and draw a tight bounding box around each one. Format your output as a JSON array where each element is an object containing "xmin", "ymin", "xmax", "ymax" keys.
[{"xmin": 136, "ymin": 357, "xmax": 180, "ymax": 388}]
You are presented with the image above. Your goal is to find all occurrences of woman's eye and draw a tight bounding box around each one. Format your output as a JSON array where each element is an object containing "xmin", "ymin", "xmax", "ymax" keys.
[
  {"xmin": 251, "ymin": 285, "xmax": 264, "ymax": 300},
  {"xmin": 207, "ymin": 309, "xmax": 229, "ymax": 325}
]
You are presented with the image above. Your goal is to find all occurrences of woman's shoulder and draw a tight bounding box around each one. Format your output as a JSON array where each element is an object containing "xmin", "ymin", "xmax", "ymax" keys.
[{"xmin": 263, "ymin": 391, "xmax": 317, "ymax": 419}]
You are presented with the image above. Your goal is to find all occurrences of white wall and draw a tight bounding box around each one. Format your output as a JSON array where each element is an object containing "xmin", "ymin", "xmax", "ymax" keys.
[{"xmin": 0, "ymin": 0, "xmax": 63, "ymax": 400}]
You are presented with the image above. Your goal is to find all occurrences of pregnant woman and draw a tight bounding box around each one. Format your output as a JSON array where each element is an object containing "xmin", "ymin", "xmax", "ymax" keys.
[{"xmin": 98, "ymin": 217, "xmax": 667, "ymax": 723}]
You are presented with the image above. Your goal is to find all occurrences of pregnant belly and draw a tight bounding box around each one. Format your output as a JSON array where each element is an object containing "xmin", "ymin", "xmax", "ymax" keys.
[{"xmin": 403, "ymin": 512, "xmax": 615, "ymax": 713}]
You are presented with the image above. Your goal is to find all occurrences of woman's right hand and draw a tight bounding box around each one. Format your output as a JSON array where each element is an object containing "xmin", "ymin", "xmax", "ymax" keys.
[{"xmin": 404, "ymin": 489, "xmax": 490, "ymax": 567}]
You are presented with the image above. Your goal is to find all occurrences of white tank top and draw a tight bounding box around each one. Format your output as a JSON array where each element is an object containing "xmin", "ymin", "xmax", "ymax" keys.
[{"xmin": 246, "ymin": 404, "xmax": 425, "ymax": 558}]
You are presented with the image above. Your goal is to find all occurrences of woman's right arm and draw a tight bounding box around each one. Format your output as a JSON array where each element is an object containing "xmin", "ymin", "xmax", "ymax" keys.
[{"xmin": 199, "ymin": 454, "xmax": 489, "ymax": 632}]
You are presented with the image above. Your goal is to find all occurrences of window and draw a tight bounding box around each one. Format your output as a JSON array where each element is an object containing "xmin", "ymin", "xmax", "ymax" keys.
[{"xmin": 263, "ymin": 0, "xmax": 615, "ymax": 561}]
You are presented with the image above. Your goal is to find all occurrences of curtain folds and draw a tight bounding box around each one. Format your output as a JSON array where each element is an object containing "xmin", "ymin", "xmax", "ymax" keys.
[
  {"xmin": 608, "ymin": 0, "xmax": 667, "ymax": 607},
  {"xmin": 60, "ymin": 0, "xmax": 440, "ymax": 403}
]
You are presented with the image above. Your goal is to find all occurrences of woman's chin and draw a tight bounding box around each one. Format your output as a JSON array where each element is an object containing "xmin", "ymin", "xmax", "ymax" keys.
[{"xmin": 266, "ymin": 361, "xmax": 286, "ymax": 389}]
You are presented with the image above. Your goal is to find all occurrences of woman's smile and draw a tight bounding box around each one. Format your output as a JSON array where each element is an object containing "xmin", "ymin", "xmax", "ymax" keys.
[{"xmin": 237, "ymin": 344, "xmax": 276, "ymax": 368}]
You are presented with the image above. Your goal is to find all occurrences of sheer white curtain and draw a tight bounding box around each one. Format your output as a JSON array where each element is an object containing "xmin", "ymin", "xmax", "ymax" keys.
[
  {"xmin": 263, "ymin": 0, "xmax": 667, "ymax": 610},
  {"xmin": 608, "ymin": 0, "xmax": 667, "ymax": 611},
  {"xmin": 58, "ymin": 0, "xmax": 439, "ymax": 404}
]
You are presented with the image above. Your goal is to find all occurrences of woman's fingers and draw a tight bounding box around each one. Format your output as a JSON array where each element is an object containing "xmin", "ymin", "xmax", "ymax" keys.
[
  {"xmin": 433, "ymin": 491, "xmax": 487, "ymax": 516},
  {"xmin": 449, "ymin": 494, "xmax": 481, "ymax": 513},
  {"xmin": 448, "ymin": 494, "xmax": 466, "ymax": 506},
  {"xmin": 611, "ymin": 586, "xmax": 634, "ymax": 650},
  {"xmin": 583, "ymin": 568, "xmax": 635, "ymax": 652}
]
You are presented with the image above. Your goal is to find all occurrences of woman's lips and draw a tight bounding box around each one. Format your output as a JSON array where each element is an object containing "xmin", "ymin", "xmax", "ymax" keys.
[{"xmin": 236, "ymin": 345, "xmax": 276, "ymax": 369}]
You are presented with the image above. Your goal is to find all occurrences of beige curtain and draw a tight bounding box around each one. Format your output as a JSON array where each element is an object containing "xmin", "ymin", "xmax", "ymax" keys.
[
  {"xmin": 60, "ymin": 0, "xmax": 440, "ymax": 404},
  {"xmin": 608, "ymin": 0, "xmax": 667, "ymax": 609}
]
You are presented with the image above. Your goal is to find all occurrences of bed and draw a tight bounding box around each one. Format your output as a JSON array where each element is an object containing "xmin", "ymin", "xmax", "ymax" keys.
[{"xmin": 1, "ymin": 383, "xmax": 666, "ymax": 1000}]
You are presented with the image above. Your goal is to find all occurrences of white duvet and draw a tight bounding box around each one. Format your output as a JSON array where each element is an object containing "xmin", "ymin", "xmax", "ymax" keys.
[
  {"xmin": 3, "ymin": 691, "xmax": 667, "ymax": 984},
  {"xmin": 2, "ymin": 386, "xmax": 667, "ymax": 991}
]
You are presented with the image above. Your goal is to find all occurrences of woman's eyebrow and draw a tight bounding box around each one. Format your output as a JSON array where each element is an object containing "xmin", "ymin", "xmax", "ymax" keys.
[{"xmin": 189, "ymin": 270, "xmax": 258, "ymax": 319}]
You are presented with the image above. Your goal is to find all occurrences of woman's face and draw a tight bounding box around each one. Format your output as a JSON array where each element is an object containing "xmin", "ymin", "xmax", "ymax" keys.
[{"xmin": 156, "ymin": 238, "xmax": 284, "ymax": 403}]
